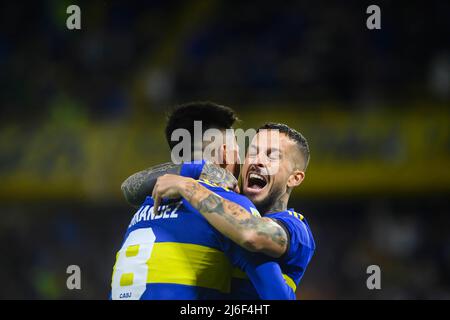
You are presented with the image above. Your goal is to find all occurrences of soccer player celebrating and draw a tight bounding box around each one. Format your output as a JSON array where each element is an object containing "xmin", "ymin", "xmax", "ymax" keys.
[
  {"xmin": 147, "ymin": 123, "xmax": 315, "ymax": 298},
  {"xmin": 110, "ymin": 102, "xmax": 294, "ymax": 300},
  {"xmin": 122, "ymin": 108, "xmax": 315, "ymax": 299}
]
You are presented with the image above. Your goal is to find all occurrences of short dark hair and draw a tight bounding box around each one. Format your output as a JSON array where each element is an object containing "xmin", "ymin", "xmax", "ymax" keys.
[
  {"xmin": 165, "ymin": 101, "xmax": 238, "ymax": 151},
  {"xmin": 257, "ymin": 122, "xmax": 310, "ymax": 170}
]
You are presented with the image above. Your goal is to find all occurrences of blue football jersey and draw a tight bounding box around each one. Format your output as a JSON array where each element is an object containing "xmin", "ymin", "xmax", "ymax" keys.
[
  {"xmin": 266, "ymin": 210, "xmax": 315, "ymax": 289},
  {"xmin": 110, "ymin": 180, "xmax": 295, "ymax": 300},
  {"xmin": 179, "ymin": 161, "xmax": 315, "ymax": 299}
]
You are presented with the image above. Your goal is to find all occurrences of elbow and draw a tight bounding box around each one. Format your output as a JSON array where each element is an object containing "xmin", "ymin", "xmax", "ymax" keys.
[
  {"xmin": 121, "ymin": 181, "xmax": 139, "ymax": 208},
  {"xmin": 241, "ymin": 231, "xmax": 285, "ymax": 258},
  {"xmin": 241, "ymin": 231, "xmax": 265, "ymax": 253}
]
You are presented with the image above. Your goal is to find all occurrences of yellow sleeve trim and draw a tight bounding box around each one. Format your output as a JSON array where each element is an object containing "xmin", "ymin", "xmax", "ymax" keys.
[{"xmin": 289, "ymin": 210, "xmax": 304, "ymax": 221}]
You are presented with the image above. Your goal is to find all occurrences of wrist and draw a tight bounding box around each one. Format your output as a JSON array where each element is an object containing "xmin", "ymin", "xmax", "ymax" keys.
[{"xmin": 178, "ymin": 177, "xmax": 196, "ymax": 196}]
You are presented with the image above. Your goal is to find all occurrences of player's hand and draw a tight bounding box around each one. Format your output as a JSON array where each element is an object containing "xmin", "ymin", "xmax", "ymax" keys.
[{"xmin": 152, "ymin": 174, "xmax": 192, "ymax": 215}]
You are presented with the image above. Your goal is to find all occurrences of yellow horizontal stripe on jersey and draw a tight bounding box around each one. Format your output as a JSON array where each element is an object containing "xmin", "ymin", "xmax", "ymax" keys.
[
  {"xmin": 232, "ymin": 267, "xmax": 297, "ymax": 292},
  {"xmin": 232, "ymin": 267, "xmax": 246, "ymax": 278},
  {"xmin": 146, "ymin": 242, "xmax": 233, "ymax": 293}
]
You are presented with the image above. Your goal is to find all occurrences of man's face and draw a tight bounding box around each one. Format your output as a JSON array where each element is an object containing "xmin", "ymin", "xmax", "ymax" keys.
[{"xmin": 241, "ymin": 130, "xmax": 301, "ymax": 212}]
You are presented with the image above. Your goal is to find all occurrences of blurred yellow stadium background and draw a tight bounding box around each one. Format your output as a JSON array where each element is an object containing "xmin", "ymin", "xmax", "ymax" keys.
[{"xmin": 1, "ymin": 104, "xmax": 449, "ymax": 201}]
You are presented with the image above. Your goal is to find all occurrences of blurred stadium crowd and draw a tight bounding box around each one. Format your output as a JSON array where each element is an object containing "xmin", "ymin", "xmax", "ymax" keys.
[
  {"xmin": 0, "ymin": 1, "xmax": 449, "ymax": 299},
  {"xmin": 1, "ymin": 0, "xmax": 449, "ymax": 119}
]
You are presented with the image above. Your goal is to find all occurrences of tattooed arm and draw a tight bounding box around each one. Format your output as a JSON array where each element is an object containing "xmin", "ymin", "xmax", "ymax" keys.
[
  {"xmin": 152, "ymin": 174, "xmax": 288, "ymax": 258},
  {"xmin": 121, "ymin": 162, "xmax": 181, "ymax": 208},
  {"xmin": 121, "ymin": 161, "xmax": 238, "ymax": 207}
]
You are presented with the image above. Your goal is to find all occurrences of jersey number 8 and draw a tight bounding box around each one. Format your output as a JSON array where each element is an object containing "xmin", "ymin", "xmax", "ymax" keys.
[{"xmin": 111, "ymin": 227, "xmax": 156, "ymax": 300}]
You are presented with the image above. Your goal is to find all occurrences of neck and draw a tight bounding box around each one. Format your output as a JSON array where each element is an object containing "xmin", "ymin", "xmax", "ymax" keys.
[{"xmin": 264, "ymin": 193, "xmax": 289, "ymax": 214}]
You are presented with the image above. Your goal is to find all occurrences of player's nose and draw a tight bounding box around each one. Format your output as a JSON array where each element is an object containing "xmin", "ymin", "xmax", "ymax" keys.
[
  {"xmin": 255, "ymin": 151, "xmax": 271, "ymax": 166},
  {"xmin": 249, "ymin": 162, "xmax": 265, "ymax": 173}
]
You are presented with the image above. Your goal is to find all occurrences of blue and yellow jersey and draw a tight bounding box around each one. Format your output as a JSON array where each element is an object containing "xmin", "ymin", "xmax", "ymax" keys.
[
  {"xmin": 175, "ymin": 161, "xmax": 315, "ymax": 299},
  {"xmin": 110, "ymin": 180, "xmax": 294, "ymax": 300},
  {"xmin": 268, "ymin": 210, "xmax": 315, "ymax": 289},
  {"xmin": 230, "ymin": 209, "xmax": 315, "ymax": 299}
]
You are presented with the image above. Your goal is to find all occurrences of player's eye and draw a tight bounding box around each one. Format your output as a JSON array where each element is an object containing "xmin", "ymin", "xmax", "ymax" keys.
[{"xmin": 268, "ymin": 150, "xmax": 281, "ymax": 160}]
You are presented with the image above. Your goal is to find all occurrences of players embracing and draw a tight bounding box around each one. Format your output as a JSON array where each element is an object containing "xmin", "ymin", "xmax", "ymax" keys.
[{"xmin": 113, "ymin": 102, "xmax": 315, "ymax": 300}]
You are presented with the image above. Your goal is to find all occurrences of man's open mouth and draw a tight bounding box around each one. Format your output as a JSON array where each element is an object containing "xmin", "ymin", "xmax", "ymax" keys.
[{"xmin": 246, "ymin": 172, "xmax": 268, "ymax": 193}]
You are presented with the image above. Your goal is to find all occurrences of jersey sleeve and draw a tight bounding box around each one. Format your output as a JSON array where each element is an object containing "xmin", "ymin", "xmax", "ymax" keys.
[
  {"xmin": 180, "ymin": 160, "xmax": 206, "ymax": 179},
  {"xmin": 225, "ymin": 246, "xmax": 296, "ymax": 300},
  {"xmin": 269, "ymin": 212, "xmax": 315, "ymax": 280}
]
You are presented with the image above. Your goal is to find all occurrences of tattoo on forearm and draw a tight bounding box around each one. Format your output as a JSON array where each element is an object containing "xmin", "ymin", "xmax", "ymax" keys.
[
  {"xmin": 121, "ymin": 162, "xmax": 181, "ymax": 206},
  {"xmin": 197, "ymin": 194, "xmax": 225, "ymax": 216},
  {"xmin": 182, "ymin": 181, "xmax": 200, "ymax": 203},
  {"xmin": 238, "ymin": 217, "xmax": 287, "ymax": 248},
  {"xmin": 185, "ymin": 182, "xmax": 287, "ymax": 250},
  {"xmin": 199, "ymin": 162, "xmax": 237, "ymax": 189}
]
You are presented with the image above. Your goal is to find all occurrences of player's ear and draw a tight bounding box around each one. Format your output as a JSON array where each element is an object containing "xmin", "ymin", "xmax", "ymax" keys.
[{"xmin": 287, "ymin": 170, "xmax": 305, "ymax": 188}]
